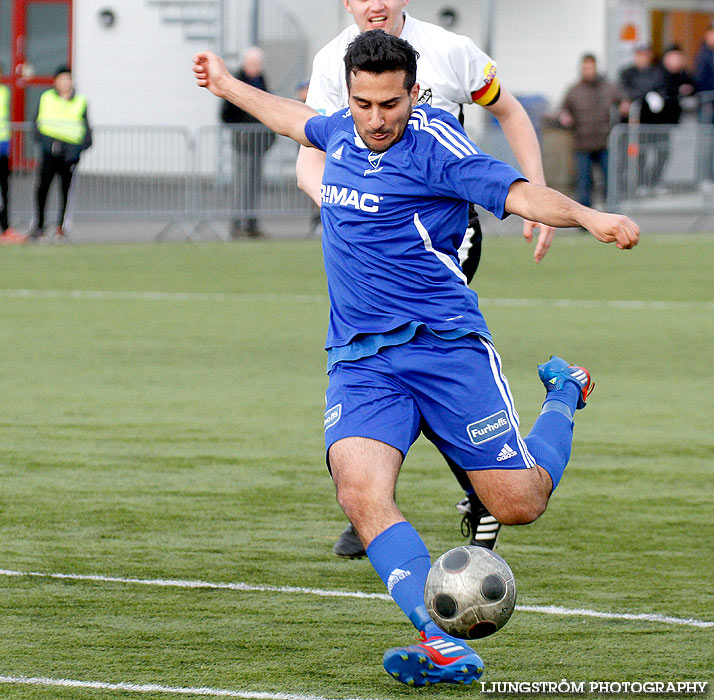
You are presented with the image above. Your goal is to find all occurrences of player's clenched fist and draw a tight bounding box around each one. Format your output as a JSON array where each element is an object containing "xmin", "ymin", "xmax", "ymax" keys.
[
  {"xmin": 193, "ymin": 51, "xmax": 231, "ymax": 98},
  {"xmin": 582, "ymin": 211, "xmax": 640, "ymax": 249}
]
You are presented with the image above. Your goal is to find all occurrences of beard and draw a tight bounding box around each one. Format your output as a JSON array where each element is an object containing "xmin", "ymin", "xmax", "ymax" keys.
[{"xmin": 356, "ymin": 120, "xmax": 408, "ymax": 153}]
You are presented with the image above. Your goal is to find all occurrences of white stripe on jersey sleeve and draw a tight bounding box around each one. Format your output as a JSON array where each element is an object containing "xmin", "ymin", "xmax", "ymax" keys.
[
  {"xmin": 423, "ymin": 126, "xmax": 467, "ymax": 159},
  {"xmin": 413, "ymin": 213, "xmax": 467, "ymax": 284},
  {"xmin": 432, "ymin": 118, "xmax": 479, "ymax": 155},
  {"xmin": 427, "ymin": 122, "xmax": 474, "ymax": 157},
  {"xmin": 409, "ymin": 109, "xmax": 478, "ymax": 160},
  {"xmin": 409, "ymin": 108, "xmax": 427, "ymax": 129}
]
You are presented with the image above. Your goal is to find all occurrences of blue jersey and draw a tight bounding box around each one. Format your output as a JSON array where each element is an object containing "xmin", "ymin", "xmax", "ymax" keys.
[{"xmin": 304, "ymin": 104, "xmax": 524, "ymax": 352}]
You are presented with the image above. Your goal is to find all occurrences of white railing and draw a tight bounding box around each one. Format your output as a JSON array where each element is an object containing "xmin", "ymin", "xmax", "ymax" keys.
[
  {"xmin": 607, "ymin": 122, "xmax": 714, "ymax": 213},
  {"xmin": 8, "ymin": 120, "xmax": 713, "ymax": 232},
  {"xmin": 2, "ymin": 123, "xmax": 313, "ymax": 229}
]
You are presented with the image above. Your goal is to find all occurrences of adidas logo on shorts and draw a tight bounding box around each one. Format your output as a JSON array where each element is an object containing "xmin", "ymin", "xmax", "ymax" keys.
[{"xmin": 496, "ymin": 443, "xmax": 517, "ymax": 462}]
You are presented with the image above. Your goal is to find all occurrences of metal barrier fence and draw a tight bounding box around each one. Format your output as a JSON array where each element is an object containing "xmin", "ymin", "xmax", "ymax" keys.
[
  {"xmin": 607, "ymin": 123, "xmax": 714, "ymax": 214},
  {"xmin": 6, "ymin": 119, "xmax": 714, "ymax": 232},
  {"xmin": 2, "ymin": 122, "xmax": 314, "ymax": 236},
  {"xmin": 194, "ymin": 124, "xmax": 312, "ymax": 234},
  {"xmin": 699, "ymin": 90, "xmax": 714, "ymax": 124}
]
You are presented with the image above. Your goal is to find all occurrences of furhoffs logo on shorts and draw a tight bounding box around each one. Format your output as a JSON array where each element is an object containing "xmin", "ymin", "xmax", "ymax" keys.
[
  {"xmin": 324, "ymin": 404, "xmax": 342, "ymax": 431},
  {"xmin": 467, "ymin": 410, "xmax": 511, "ymax": 445}
]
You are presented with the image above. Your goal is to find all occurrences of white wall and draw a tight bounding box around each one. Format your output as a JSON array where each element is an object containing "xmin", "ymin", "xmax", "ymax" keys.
[
  {"xmin": 74, "ymin": 0, "xmax": 218, "ymax": 129},
  {"xmin": 299, "ymin": 0, "xmax": 609, "ymax": 129},
  {"xmin": 70, "ymin": 0, "xmax": 610, "ymax": 130},
  {"xmin": 298, "ymin": 0, "xmax": 350, "ymax": 63},
  {"xmin": 394, "ymin": 0, "xmax": 608, "ymax": 107},
  {"xmin": 490, "ymin": 0, "xmax": 608, "ymax": 108}
]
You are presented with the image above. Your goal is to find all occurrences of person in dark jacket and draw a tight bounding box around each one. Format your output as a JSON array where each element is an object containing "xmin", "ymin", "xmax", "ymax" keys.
[
  {"xmin": 694, "ymin": 22, "xmax": 714, "ymax": 180},
  {"xmin": 694, "ymin": 22, "xmax": 714, "ymax": 108},
  {"xmin": 618, "ymin": 44, "xmax": 668, "ymax": 190},
  {"xmin": 559, "ymin": 54, "xmax": 624, "ymax": 207},
  {"xmin": 646, "ymin": 45, "xmax": 697, "ymax": 189},
  {"xmin": 660, "ymin": 45, "xmax": 695, "ymax": 125},
  {"xmin": 30, "ymin": 65, "xmax": 92, "ymax": 240},
  {"xmin": 619, "ymin": 44, "xmax": 666, "ymax": 122},
  {"xmin": 220, "ymin": 46, "xmax": 275, "ymax": 238}
]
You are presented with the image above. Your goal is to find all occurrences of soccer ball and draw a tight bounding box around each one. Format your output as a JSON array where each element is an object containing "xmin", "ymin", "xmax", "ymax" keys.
[{"xmin": 424, "ymin": 545, "xmax": 516, "ymax": 639}]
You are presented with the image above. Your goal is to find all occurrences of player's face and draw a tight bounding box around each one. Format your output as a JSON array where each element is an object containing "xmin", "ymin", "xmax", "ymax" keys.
[
  {"xmin": 343, "ymin": 0, "xmax": 409, "ymax": 36},
  {"xmin": 348, "ymin": 69, "xmax": 418, "ymax": 152}
]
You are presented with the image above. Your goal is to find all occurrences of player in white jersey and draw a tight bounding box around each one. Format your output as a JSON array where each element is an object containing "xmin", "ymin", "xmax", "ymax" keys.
[
  {"xmin": 297, "ymin": 0, "xmax": 555, "ymax": 558},
  {"xmin": 298, "ymin": 1, "xmax": 554, "ymax": 260},
  {"xmin": 306, "ymin": 10, "xmax": 498, "ymax": 116}
]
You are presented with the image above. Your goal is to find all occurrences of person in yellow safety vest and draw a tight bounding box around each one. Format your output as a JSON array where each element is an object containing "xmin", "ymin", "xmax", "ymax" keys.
[
  {"xmin": 0, "ymin": 62, "xmax": 26, "ymax": 243},
  {"xmin": 29, "ymin": 65, "xmax": 92, "ymax": 240}
]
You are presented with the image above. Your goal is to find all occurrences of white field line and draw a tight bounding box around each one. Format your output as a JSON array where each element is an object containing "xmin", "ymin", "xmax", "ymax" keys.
[
  {"xmin": 0, "ymin": 288, "xmax": 712, "ymax": 311},
  {"xmin": 0, "ymin": 569, "xmax": 390, "ymax": 601},
  {"xmin": 0, "ymin": 288, "xmax": 327, "ymax": 304},
  {"xmin": 516, "ymin": 604, "xmax": 714, "ymax": 628},
  {"xmin": 0, "ymin": 675, "xmax": 388, "ymax": 700},
  {"xmin": 1, "ymin": 568, "xmax": 711, "ymax": 629},
  {"xmin": 481, "ymin": 297, "xmax": 714, "ymax": 312}
]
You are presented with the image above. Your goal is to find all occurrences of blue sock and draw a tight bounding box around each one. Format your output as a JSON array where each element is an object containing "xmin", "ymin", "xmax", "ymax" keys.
[
  {"xmin": 524, "ymin": 382, "xmax": 580, "ymax": 492},
  {"xmin": 366, "ymin": 521, "xmax": 442, "ymax": 637},
  {"xmin": 545, "ymin": 379, "xmax": 581, "ymax": 415}
]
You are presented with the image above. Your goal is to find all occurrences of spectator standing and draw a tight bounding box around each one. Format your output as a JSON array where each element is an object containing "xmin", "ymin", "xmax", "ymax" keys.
[
  {"xmin": 559, "ymin": 54, "xmax": 624, "ymax": 207},
  {"xmin": 30, "ymin": 66, "xmax": 92, "ymax": 240},
  {"xmin": 694, "ymin": 21, "xmax": 714, "ymax": 101},
  {"xmin": 0, "ymin": 64, "xmax": 25, "ymax": 243},
  {"xmin": 694, "ymin": 22, "xmax": 714, "ymax": 181},
  {"xmin": 660, "ymin": 44, "xmax": 695, "ymax": 124},
  {"xmin": 649, "ymin": 45, "xmax": 697, "ymax": 190},
  {"xmin": 619, "ymin": 44, "xmax": 668, "ymax": 190},
  {"xmin": 220, "ymin": 46, "xmax": 274, "ymax": 239},
  {"xmin": 619, "ymin": 44, "xmax": 666, "ymax": 118}
]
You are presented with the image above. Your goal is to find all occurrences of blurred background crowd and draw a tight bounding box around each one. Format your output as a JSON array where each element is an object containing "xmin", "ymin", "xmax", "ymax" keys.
[{"xmin": 2, "ymin": 0, "xmax": 714, "ymax": 241}]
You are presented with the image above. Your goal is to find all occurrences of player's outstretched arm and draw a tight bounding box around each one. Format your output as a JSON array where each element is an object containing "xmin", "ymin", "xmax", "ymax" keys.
[
  {"xmin": 504, "ymin": 181, "xmax": 639, "ymax": 250},
  {"xmin": 193, "ymin": 51, "xmax": 318, "ymax": 147},
  {"xmin": 484, "ymin": 87, "xmax": 555, "ymax": 262}
]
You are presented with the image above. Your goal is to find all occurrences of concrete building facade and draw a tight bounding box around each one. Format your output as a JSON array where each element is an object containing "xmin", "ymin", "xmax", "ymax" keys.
[{"xmin": 2, "ymin": 0, "xmax": 713, "ymax": 135}]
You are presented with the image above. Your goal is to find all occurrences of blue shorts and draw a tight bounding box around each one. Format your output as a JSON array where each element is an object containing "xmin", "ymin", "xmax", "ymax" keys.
[{"xmin": 323, "ymin": 330, "xmax": 536, "ymax": 471}]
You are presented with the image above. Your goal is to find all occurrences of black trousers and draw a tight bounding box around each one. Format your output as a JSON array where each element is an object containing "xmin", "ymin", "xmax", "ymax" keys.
[
  {"xmin": 35, "ymin": 153, "xmax": 77, "ymax": 230},
  {"xmin": 234, "ymin": 146, "xmax": 263, "ymax": 232},
  {"xmin": 0, "ymin": 155, "xmax": 9, "ymax": 232},
  {"xmin": 461, "ymin": 205, "xmax": 483, "ymax": 285},
  {"xmin": 638, "ymin": 132, "xmax": 670, "ymax": 187}
]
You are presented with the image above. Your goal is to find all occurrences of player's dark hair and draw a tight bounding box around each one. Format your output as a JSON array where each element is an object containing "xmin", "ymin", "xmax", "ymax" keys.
[
  {"xmin": 581, "ymin": 53, "xmax": 597, "ymax": 63},
  {"xmin": 344, "ymin": 29, "xmax": 419, "ymax": 92}
]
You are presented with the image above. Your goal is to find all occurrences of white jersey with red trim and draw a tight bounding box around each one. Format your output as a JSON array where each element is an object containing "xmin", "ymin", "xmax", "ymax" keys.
[{"xmin": 305, "ymin": 12, "xmax": 500, "ymax": 117}]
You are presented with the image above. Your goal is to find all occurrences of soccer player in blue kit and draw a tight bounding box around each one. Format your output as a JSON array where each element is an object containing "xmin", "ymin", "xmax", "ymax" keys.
[{"xmin": 193, "ymin": 31, "xmax": 639, "ymax": 687}]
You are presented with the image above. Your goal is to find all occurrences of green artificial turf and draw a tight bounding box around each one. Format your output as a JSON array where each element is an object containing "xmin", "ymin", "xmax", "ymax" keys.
[{"xmin": 0, "ymin": 234, "xmax": 711, "ymax": 699}]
